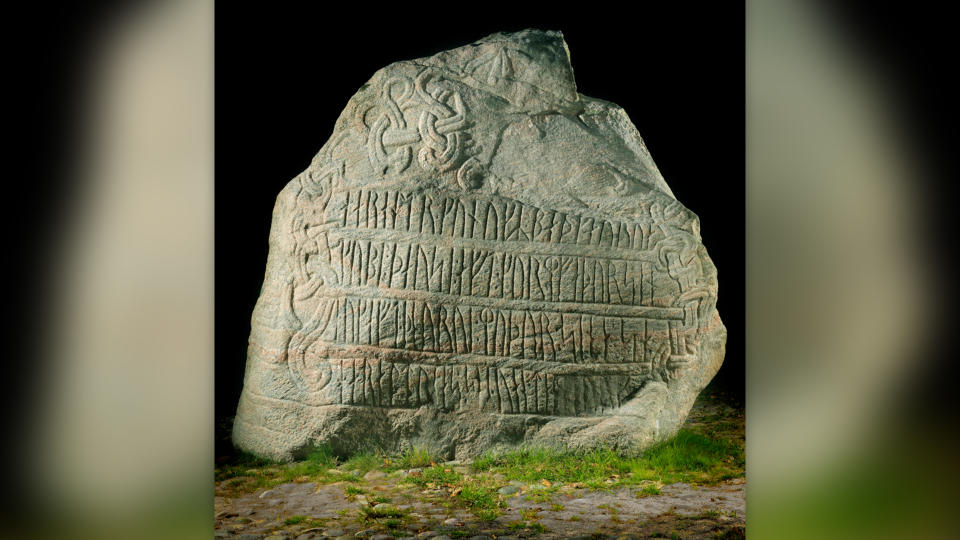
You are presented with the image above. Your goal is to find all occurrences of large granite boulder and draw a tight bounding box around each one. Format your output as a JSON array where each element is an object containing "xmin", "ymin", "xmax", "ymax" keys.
[{"xmin": 233, "ymin": 29, "xmax": 726, "ymax": 461}]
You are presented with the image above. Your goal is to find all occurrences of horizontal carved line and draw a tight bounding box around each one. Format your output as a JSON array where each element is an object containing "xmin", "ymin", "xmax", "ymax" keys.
[
  {"xmin": 242, "ymin": 389, "xmax": 612, "ymax": 419},
  {"xmin": 317, "ymin": 286, "xmax": 685, "ymax": 320},
  {"xmin": 328, "ymin": 227, "xmax": 663, "ymax": 263},
  {"xmin": 294, "ymin": 342, "xmax": 658, "ymax": 374}
]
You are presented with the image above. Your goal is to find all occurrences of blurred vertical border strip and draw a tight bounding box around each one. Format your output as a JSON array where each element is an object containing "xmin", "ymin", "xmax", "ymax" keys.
[
  {"xmin": 11, "ymin": 1, "xmax": 214, "ymax": 539},
  {"xmin": 748, "ymin": 0, "xmax": 955, "ymax": 538}
]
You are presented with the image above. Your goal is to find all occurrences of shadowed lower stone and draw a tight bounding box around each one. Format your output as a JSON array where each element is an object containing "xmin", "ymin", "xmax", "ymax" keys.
[{"xmin": 233, "ymin": 29, "xmax": 726, "ymax": 461}]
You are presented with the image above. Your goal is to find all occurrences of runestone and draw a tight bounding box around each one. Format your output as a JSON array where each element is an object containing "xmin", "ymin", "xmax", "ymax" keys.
[{"xmin": 233, "ymin": 29, "xmax": 726, "ymax": 460}]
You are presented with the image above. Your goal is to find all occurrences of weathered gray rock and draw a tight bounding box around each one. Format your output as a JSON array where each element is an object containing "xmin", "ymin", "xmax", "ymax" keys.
[
  {"xmin": 233, "ymin": 29, "xmax": 725, "ymax": 461},
  {"xmin": 497, "ymin": 485, "xmax": 520, "ymax": 496},
  {"xmin": 363, "ymin": 470, "xmax": 386, "ymax": 481}
]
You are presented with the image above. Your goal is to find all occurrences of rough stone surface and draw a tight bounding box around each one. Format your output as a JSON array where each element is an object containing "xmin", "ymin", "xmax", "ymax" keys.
[
  {"xmin": 215, "ymin": 477, "xmax": 745, "ymax": 539},
  {"xmin": 233, "ymin": 29, "xmax": 725, "ymax": 461}
]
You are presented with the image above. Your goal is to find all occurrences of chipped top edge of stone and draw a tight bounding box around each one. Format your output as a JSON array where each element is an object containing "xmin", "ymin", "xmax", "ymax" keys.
[
  {"xmin": 441, "ymin": 28, "xmax": 570, "ymax": 63},
  {"xmin": 472, "ymin": 28, "xmax": 567, "ymax": 50},
  {"xmin": 370, "ymin": 28, "xmax": 577, "ymax": 98}
]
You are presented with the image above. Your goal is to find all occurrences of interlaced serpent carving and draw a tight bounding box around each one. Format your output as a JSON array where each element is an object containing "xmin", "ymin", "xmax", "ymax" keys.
[
  {"xmin": 367, "ymin": 70, "xmax": 471, "ymax": 175},
  {"xmin": 284, "ymin": 159, "xmax": 344, "ymax": 394}
]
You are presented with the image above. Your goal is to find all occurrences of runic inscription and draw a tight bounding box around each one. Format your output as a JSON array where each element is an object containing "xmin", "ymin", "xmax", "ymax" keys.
[
  {"xmin": 334, "ymin": 189, "xmax": 671, "ymax": 249},
  {"xmin": 234, "ymin": 30, "xmax": 725, "ymax": 461},
  {"xmin": 283, "ymin": 184, "xmax": 706, "ymax": 416},
  {"xmin": 297, "ymin": 356, "xmax": 638, "ymax": 416}
]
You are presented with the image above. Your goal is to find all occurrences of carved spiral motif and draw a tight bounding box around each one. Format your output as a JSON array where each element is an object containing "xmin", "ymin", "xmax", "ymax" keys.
[{"xmin": 456, "ymin": 157, "xmax": 484, "ymax": 190}]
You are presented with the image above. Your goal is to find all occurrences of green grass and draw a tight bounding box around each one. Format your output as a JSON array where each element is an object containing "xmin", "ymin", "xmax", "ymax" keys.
[
  {"xmin": 631, "ymin": 430, "xmax": 743, "ymax": 484},
  {"xmin": 408, "ymin": 464, "xmax": 462, "ymax": 487},
  {"xmin": 343, "ymin": 485, "xmax": 366, "ymax": 495},
  {"xmin": 216, "ymin": 392, "xmax": 744, "ymax": 500},
  {"xmin": 214, "ymin": 446, "xmax": 349, "ymax": 495},
  {"xmin": 457, "ymin": 484, "xmax": 497, "ymax": 510},
  {"xmin": 475, "ymin": 508, "xmax": 502, "ymax": 521},
  {"xmin": 217, "ymin": 427, "xmax": 741, "ymax": 498},
  {"xmin": 472, "ymin": 445, "xmax": 628, "ymax": 483},
  {"xmin": 407, "ymin": 466, "xmax": 505, "ymax": 520},
  {"xmin": 283, "ymin": 515, "xmax": 306, "ymax": 525},
  {"xmin": 342, "ymin": 452, "xmax": 382, "ymax": 475},
  {"xmin": 471, "ymin": 428, "xmax": 743, "ymax": 488},
  {"xmin": 361, "ymin": 504, "xmax": 406, "ymax": 519},
  {"xmin": 393, "ymin": 446, "xmax": 437, "ymax": 469},
  {"xmin": 508, "ymin": 520, "xmax": 546, "ymax": 533},
  {"xmin": 525, "ymin": 486, "xmax": 559, "ymax": 502},
  {"xmin": 637, "ymin": 484, "xmax": 663, "ymax": 497}
]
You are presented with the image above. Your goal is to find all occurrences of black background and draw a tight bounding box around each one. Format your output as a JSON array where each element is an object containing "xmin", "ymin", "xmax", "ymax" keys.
[{"xmin": 215, "ymin": 5, "xmax": 747, "ymax": 443}]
